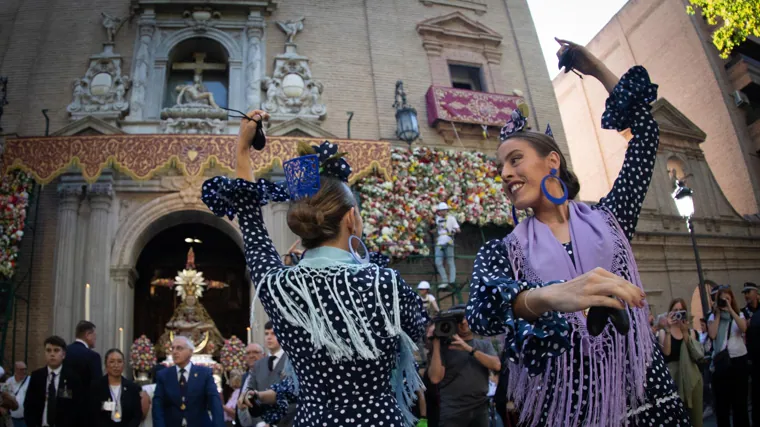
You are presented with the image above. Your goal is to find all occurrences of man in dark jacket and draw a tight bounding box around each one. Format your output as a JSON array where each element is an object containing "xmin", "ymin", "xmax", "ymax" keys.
[
  {"xmin": 65, "ymin": 320, "xmax": 102, "ymax": 393},
  {"xmin": 24, "ymin": 336, "xmax": 85, "ymax": 427}
]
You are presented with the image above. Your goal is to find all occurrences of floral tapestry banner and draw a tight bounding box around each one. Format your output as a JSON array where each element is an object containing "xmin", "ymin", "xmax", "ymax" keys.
[
  {"xmin": 2, "ymin": 134, "xmax": 391, "ymax": 185},
  {"xmin": 425, "ymin": 86, "xmax": 527, "ymax": 127}
]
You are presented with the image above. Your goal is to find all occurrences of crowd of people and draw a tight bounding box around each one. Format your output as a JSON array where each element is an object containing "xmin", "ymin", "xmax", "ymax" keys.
[{"xmin": 4, "ymin": 37, "xmax": 759, "ymax": 427}]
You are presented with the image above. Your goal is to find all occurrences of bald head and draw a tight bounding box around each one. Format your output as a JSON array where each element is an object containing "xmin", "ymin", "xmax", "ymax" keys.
[
  {"xmin": 13, "ymin": 361, "xmax": 26, "ymax": 381},
  {"xmin": 245, "ymin": 343, "xmax": 265, "ymax": 367}
]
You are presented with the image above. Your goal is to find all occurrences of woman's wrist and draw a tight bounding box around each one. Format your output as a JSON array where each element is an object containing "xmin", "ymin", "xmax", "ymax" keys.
[{"xmin": 527, "ymin": 286, "xmax": 554, "ymax": 316}]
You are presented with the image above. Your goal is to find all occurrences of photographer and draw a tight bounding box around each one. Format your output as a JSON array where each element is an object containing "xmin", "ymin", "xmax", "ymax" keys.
[
  {"xmin": 656, "ymin": 298, "xmax": 703, "ymax": 427},
  {"xmin": 428, "ymin": 306, "xmax": 500, "ymax": 427},
  {"xmin": 708, "ymin": 287, "xmax": 749, "ymax": 427}
]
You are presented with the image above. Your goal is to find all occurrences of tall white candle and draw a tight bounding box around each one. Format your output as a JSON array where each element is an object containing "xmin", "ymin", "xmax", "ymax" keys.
[
  {"xmin": 247, "ymin": 327, "xmax": 252, "ymax": 344},
  {"xmin": 85, "ymin": 284, "xmax": 91, "ymax": 321},
  {"xmin": 119, "ymin": 327, "xmax": 124, "ymax": 353}
]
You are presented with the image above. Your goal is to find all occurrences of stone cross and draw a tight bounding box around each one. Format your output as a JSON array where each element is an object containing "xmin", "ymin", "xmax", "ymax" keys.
[{"xmin": 172, "ymin": 52, "xmax": 226, "ymax": 81}]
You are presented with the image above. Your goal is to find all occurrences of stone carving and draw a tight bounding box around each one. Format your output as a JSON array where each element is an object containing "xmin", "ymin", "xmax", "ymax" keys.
[
  {"xmin": 246, "ymin": 23, "xmax": 264, "ymax": 111},
  {"xmin": 160, "ymin": 52, "xmax": 227, "ymax": 134},
  {"xmin": 101, "ymin": 12, "xmax": 128, "ymax": 44},
  {"xmin": 183, "ymin": 8, "xmax": 222, "ymax": 33},
  {"xmin": 127, "ymin": 23, "xmax": 155, "ymax": 121},
  {"xmin": 67, "ymin": 49, "xmax": 131, "ymax": 122},
  {"xmin": 160, "ymin": 175, "xmax": 206, "ymax": 205},
  {"xmin": 261, "ymin": 19, "xmax": 326, "ymax": 122},
  {"xmin": 276, "ymin": 17, "xmax": 305, "ymax": 44}
]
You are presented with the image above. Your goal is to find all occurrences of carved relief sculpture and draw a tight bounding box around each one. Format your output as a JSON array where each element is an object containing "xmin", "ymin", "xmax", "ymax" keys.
[
  {"xmin": 261, "ymin": 17, "xmax": 326, "ymax": 122},
  {"xmin": 160, "ymin": 52, "xmax": 227, "ymax": 134},
  {"xmin": 66, "ymin": 56, "xmax": 131, "ymax": 122}
]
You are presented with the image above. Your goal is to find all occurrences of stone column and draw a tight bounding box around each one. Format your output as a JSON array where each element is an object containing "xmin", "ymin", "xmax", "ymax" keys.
[
  {"xmin": 71, "ymin": 201, "xmax": 90, "ymax": 326},
  {"xmin": 245, "ymin": 13, "xmax": 265, "ymax": 112},
  {"xmin": 85, "ymin": 181, "xmax": 114, "ymax": 353},
  {"xmin": 111, "ymin": 266, "xmax": 137, "ymax": 368},
  {"xmin": 52, "ymin": 185, "xmax": 82, "ymax": 339},
  {"xmin": 127, "ymin": 11, "xmax": 156, "ymax": 121}
]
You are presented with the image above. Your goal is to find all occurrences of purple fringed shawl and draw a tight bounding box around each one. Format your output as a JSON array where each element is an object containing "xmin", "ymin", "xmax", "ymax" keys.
[{"xmin": 504, "ymin": 201, "xmax": 653, "ymax": 427}]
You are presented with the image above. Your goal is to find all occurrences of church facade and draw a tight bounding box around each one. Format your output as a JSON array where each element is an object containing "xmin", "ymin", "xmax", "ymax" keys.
[{"xmin": 0, "ymin": 0, "xmax": 567, "ymax": 368}]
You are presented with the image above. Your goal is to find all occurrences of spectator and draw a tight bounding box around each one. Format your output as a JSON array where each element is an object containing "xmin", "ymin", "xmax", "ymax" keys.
[
  {"xmin": 708, "ymin": 287, "xmax": 749, "ymax": 427},
  {"xmin": 24, "ymin": 336, "xmax": 84, "ymax": 427},
  {"xmin": 3, "ymin": 362, "xmax": 28, "ymax": 427},
  {"xmin": 89, "ymin": 349, "xmax": 142, "ymax": 427},
  {"xmin": 656, "ymin": 298, "xmax": 703, "ymax": 427},
  {"xmin": 65, "ymin": 321, "xmax": 103, "ymax": 392},
  {"xmin": 222, "ymin": 371, "xmax": 242, "ymax": 427},
  {"xmin": 744, "ymin": 282, "xmax": 760, "ymax": 427},
  {"xmin": 431, "ymin": 202, "xmax": 459, "ymax": 289},
  {"xmin": 417, "ymin": 282, "xmax": 440, "ymax": 317},
  {"xmin": 742, "ymin": 282, "xmax": 759, "ymax": 320},
  {"xmin": 236, "ymin": 343, "xmax": 264, "ymax": 427},
  {"xmin": 238, "ymin": 323, "xmax": 295, "ymax": 427},
  {"xmin": 428, "ymin": 306, "xmax": 501, "ymax": 427}
]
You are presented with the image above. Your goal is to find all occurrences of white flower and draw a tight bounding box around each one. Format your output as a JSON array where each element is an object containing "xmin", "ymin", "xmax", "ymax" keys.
[{"xmin": 174, "ymin": 269, "xmax": 206, "ymax": 299}]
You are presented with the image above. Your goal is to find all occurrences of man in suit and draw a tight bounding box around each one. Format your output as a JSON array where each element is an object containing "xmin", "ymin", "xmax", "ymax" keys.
[
  {"xmin": 152, "ymin": 336, "xmax": 224, "ymax": 427},
  {"xmin": 235, "ymin": 343, "xmax": 264, "ymax": 427},
  {"xmin": 24, "ymin": 336, "xmax": 85, "ymax": 427},
  {"xmin": 65, "ymin": 321, "xmax": 102, "ymax": 393},
  {"xmin": 239, "ymin": 322, "xmax": 296, "ymax": 427}
]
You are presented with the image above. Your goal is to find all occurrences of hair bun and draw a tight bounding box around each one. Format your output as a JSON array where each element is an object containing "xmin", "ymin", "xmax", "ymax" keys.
[{"xmin": 287, "ymin": 201, "xmax": 327, "ymax": 241}]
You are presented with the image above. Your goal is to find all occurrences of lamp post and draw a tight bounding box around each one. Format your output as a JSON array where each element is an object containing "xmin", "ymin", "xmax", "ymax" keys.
[
  {"xmin": 393, "ymin": 80, "xmax": 419, "ymax": 146},
  {"xmin": 671, "ymin": 178, "xmax": 710, "ymax": 323}
]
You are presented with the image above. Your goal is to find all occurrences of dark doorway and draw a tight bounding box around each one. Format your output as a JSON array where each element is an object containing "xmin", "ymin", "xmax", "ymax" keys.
[{"xmin": 133, "ymin": 223, "xmax": 248, "ymax": 356}]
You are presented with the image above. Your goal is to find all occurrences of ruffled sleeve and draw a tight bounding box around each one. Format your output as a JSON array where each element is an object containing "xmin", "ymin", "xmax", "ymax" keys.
[
  {"xmin": 598, "ymin": 66, "xmax": 659, "ymax": 241},
  {"xmin": 259, "ymin": 378, "xmax": 298, "ymax": 425},
  {"xmin": 202, "ymin": 176, "xmax": 286, "ymax": 283},
  {"xmin": 396, "ymin": 270, "xmax": 427, "ymax": 343},
  {"xmin": 369, "ymin": 252, "xmax": 390, "ymax": 268},
  {"xmin": 465, "ymin": 239, "xmax": 571, "ymax": 375}
]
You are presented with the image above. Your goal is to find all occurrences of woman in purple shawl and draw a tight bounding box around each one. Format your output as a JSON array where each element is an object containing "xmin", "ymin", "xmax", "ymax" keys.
[{"xmin": 465, "ymin": 39, "xmax": 690, "ymax": 426}]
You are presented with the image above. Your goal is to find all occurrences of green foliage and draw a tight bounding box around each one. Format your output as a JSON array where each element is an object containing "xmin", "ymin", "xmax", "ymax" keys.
[{"xmin": 687, "ymin": 0, "xmax": 760, "ymax": 58}]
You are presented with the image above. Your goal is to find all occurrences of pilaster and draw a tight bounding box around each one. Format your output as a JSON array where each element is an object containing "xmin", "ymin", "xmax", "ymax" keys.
[
  {"xmin": 85, "ymin": 178, "xmax": 114, "ymax": 353},
  {"xmin": 52, "ymin": 184, "xmax": 83, "ymax": 340}
]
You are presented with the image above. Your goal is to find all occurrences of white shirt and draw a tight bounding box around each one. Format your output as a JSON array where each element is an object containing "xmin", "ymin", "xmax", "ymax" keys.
[
  {"xmin": 176, "ymin": 362, "xmax": 193, "ymax": 383},
  {"xmin": 435, "ymin": 214, "xmax": 459, "ymax": 246},
  {"xmin": 140, "ymin": 384, "xmax": 156, "ymax": 427},
  {"xmin": 270, "ymin": 348, "xmax": 284, "ymax": 370},
  {"xmin": 75, "ymin": 338, "xmax": 90, "ymax": 348},
  {"xmin": 42, "ymin": 366, "xmax": 62, "ymax": 427},
  {"xmin": 109, "ymin": 384, "xmax": 122, "ymax": 423},
  {"xmin": 5, "ymin": 375, "xmax": 29, "ymax": 418},
  {"xmin": 708, "ymin": 312, "xmax": 748, "ymax": 358}
]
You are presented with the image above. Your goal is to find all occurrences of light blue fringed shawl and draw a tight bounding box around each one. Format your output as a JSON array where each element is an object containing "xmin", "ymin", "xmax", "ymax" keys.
[{"xmin": 251, "ymin": 246, "xmax": 422, "ymax": 426}]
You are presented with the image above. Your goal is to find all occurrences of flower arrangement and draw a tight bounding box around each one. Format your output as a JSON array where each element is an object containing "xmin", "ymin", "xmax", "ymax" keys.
[
  {"xmin": 174, "ymin": 269, "xmax": 206, "ymax": 300},
  {"xmin": 219, "ymin": 336, "xmax": 246, "ymax": 374},
  {"xmin": 355, "ymin": 146, "xmax": 517, "ymax": 259},
  {"xmin": 0, "ymin": 171, "xmax": 34, "ymax": 279},
  {"xmin": 130, "ymin": 335, "xmax": 157, "ymax": 373}
]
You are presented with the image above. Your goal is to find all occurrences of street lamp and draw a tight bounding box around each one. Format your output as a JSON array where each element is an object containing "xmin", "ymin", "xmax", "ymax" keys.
[
  {"xmin": 671, "ymin": 178, "xmax": 710, "ymax": 324},
  {"xmin": 393, "ymin": 80, "xmax": 419, "ymax": 146}
]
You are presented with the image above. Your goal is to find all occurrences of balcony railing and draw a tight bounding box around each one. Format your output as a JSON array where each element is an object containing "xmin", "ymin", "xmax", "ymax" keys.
[{"xmin": 425, "ymin": 86, "xmax": 527, "ymax": 128}]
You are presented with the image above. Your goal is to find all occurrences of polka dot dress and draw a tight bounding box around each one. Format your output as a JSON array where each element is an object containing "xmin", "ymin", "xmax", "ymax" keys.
[
  {"xmin": 466, "ymin": 66, "xmax": 690, "ymax": 426},
  {"xmin": 201, "ymin": 177, "xmax": 426, "ymax": 427}
]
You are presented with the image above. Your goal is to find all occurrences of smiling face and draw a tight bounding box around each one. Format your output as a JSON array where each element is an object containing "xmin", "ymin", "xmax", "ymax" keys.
[{"xmin": 497, "ymin": 137, "xmax": 562, "ymax": 210}]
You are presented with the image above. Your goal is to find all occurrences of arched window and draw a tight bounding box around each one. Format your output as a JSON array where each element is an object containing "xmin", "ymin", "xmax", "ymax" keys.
[{"xmin": 164, "ymin": 38, "xmax": 229, "ymax": 109}]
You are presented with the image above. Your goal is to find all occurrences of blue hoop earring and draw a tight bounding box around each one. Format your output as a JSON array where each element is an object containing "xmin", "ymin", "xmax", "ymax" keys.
[
  {"xmin": 541, "ymin": 168, "xmax": 569, "ymax": 205},
  {"xmin": 348, "ymin": 235, "xmax": 370, "ymax": 265},
  {"xmin": 511, "ymin": 205, "xmax": 520, "ymax": 225}
]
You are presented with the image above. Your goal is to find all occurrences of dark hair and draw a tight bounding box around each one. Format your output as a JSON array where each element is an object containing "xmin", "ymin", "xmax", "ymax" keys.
[
  {"xmin": 287, "ymin": 177, "xmax": 357, "ymax": 249},
  {"xmin": 105, "ymin": 348, "xmax": 124, "ymax": 362},
  {"xmin": 44, "ymin": 336, "xmax": 67, "ymax": 350},
  {"xmin": 75, "ymin": 320, "xmax": 96, "ymax": 338},
  {"xmin": 502, "ymin": 131, "xmax": 581, "ymax": 200},
  {"xmin": 264, "ymin": 321, "xmax": 273, "ymax": 331},
  {"xmin": 668, "ymin": 298, "xmax": 688, "ymax": 313}
]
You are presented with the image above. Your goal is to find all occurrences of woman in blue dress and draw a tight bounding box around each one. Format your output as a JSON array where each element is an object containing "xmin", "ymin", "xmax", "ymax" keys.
[
  {"xmin": 202, "ymin": 111, "xmax": 426, "ymax": 427},
  {"xmin": 466, "ymin": 39, "xmax": 690, "ymax": 426}
]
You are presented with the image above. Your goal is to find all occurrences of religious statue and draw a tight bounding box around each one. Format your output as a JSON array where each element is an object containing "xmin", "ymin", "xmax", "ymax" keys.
[
  {"xmin": 393, "ymin": 80, "xmax": 410, "ymax": 110},
  {"xmin": 101, "ymin": 12, "xmax": 128, "ymax": 44},
  {"xmin": 276, "ymin": 17, "xmax": 305, "ymax": 44},
  {"xmin": 175, "ymin": 74, "xmax": 220, "ymax": 109},
  {"xmin": 152, "ymin": 248, "xmax": 227, "ymax": 357}
]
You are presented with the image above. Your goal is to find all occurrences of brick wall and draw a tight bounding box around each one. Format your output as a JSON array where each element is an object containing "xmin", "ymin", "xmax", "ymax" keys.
[{"xmin": 552, "ymin": 0, "xmax": 760, "ymax": 215}]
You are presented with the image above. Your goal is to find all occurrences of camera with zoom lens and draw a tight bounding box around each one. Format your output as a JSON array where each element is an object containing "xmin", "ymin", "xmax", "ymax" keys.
[
  {"xmin": 717, "ymin": 298, "xmax": 727, "ymax": 308},
  {"xmin": 671, "ymin": 310, "xmax": 687, "ymax": 322},
  {"xmin": 432, "ymin": 306, "xmax": 466, "ymax": 343}
]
